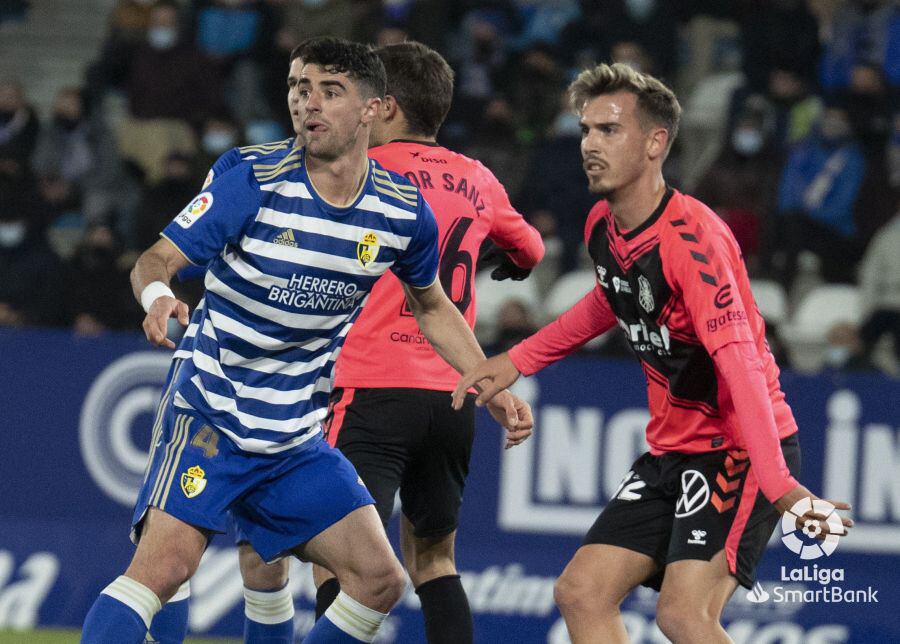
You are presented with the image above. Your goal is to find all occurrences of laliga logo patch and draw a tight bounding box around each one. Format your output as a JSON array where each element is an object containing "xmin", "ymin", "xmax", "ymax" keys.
[
  {"xmin": 176, "ymin": 192, "xmax": 214, "ymax": 229},
  {"xmin": 781, "ymin": 498, "xmax": 843, "ymax": 559},
  {"xmin": 181, "ymin": 465, "xmax": 207, "ymax": 498},
  {"xmin": 357, "ymin": 231, "xmax": 380, "ymax": 268}
]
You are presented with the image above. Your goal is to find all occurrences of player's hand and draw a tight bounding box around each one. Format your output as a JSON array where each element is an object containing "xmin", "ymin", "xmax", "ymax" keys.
[
  {"xmin": 452, "ymin": 352, "xmax": 522, "ymax": 410},
  {"xmin": 774, "ymin": 484, "xmax": 853, "ymax": 538},
  {"xmin": 142, "ymin": 295, "xmax": 189, "ymax": 350},
  {"xmin": 482, "ymin": 246, "xmax": 532, "ymax": 281},
  {"xmin": 485, "ymin": 389, "xmax": 534, "ymax": 449}
]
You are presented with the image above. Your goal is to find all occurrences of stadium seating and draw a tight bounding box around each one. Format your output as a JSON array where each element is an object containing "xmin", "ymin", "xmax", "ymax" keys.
[
  {"xmin": 780, "ymin": 284, "xmax": 862, "ymax": 371},
  {"xmin": 473, "ymin": 270, "xmax": 542, "ymax": 344},
  {"xmin": 750, "ymin": 279, "xmax": 788, "ymax": 326}
]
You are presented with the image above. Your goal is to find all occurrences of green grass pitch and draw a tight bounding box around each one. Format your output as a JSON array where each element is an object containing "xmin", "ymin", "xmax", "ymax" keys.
[{"xmin": 0, "ymin": 630, "xmax": 240, "ymax": 643}]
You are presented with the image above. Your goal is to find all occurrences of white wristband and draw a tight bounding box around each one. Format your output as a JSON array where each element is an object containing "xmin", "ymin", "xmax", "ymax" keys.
[{"xmin": 140, "ymin": 281, "xmax": 175, "ymax": 313}]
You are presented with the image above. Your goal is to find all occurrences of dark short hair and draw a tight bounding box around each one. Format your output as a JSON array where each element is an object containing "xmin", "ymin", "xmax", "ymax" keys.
[
  {"xmin": 289, "ymin": 37, "xmax": 386, "ymax": 99},
  {"xmin": 374, "ymin": 42, "xmax": 454, "ymax": 138}
]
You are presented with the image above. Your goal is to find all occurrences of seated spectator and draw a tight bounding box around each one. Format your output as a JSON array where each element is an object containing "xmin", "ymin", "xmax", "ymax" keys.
[
  {"xmin": 774, "ymin": 104, "xmax": 866, "ymax": 285},
  {"xmin": 64, "ymin": 224, "xmax": 140, "ymax": 334},
  {"xmin": 822, "ymin": 323, "xmax": 878, "ymax": 372},
  {"xmin": 856, "ymin": 209, "xmax": 900, "ymax": 368},
  {"xmin": 126, "ymin": 1, "xmax": 223, "ymax": 124},
  {"xmin": 131, "ymin": 152, "xmax": 199, "ymax": 251},
  {"xmin": 32, "ymin": 87, "xmax": 136, "ymax": 226},
  {"xmin": 694, "ymin": 96, "xmax": 783, "ymax": 272},
  {"xmin": 500, "ymin": 41, "xmax": 567, "ymax": 142},
  {"xmin": 462, "ymin": 98, "xmax": 529, "ymax": 197},
  {"xmin": 517, "ymin": 103, "xmax": 595, "ymax": 272},
  {"xmin": 485, "ymin": 299, "xmax": 538, "ymax": 355},
  {"xmin": 0, "ymin": 175, "xmax": 63, "ymax": 327},
  {"xmin": 818, "ymin": 0, "xmax": 900, "ymax": 91},
  {"xmin": 0, "ymin": 78, "xmax": 39, "ymax": 164}
]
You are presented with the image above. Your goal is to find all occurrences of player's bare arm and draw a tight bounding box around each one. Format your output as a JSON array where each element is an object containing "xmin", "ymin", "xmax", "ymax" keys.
[
  {"xmin": 130, "ymin": 237, "xmax": 191, "ymax": 349},
  {"xmin": 403, "ymin": 280, "xmax": 533, "ymax": 446}
]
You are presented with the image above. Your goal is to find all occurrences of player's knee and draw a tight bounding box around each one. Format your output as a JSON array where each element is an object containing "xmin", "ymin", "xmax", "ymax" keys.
[
  {"xmin": 554, "ymin": 569, "xmax": 604, "ymax": 616},
  {"xmin": 240, "ymin": 554, "xmax": 289, "ymax": 591},
  {"xmin": 656, "ymin": 598, "xmax": 714, "ymax": 640},
  {"xmin": 364, "ymin": 557, "xmax": 407, "ymax": 610}
]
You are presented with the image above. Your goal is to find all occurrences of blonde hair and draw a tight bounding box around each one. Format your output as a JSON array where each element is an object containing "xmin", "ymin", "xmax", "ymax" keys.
[{"xmin": 568, "ymin": 63, "xmax": 682, "ymax": 153}]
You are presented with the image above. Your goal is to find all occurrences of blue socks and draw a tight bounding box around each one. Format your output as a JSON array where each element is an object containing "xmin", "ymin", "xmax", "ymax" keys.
[
  {"xmin": 243, "ymin": 585, "xmax": 295, "ymax": 643},
  {"xmin": 304, "ymin": 591, "xmax": 387, "ymax": 643},
  {"xmin": 149, "ymin": 581, "xmax": 190, "ymax": 643},
  {"xmin": 81, "ymin": 576, "xmax": 161, "ymax": 644}
]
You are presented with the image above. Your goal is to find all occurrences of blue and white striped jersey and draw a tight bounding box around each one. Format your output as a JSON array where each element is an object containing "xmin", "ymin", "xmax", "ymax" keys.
[
  {"xmin": 162, "ymin": 146, "xmax": 439, "ymax": 455},
  {"xmin": 201, "ymin": 138, "xmax": 296, "ymax": 189}
]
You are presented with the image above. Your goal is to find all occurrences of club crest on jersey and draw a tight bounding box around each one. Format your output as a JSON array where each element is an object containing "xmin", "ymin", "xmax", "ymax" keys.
[
  {"xmin": 176, "ymin": 192, "xmax": 213, "ymax": 229},
  {"xmin": 357, "ymin": 231, "xmax": 380, "ymax": 268},
  {"xmin": 638, "ymin": 275, "xmax": 654, "ymax": 313},
  {"xmin": 181, "ymin": 465, "xmax": 207, "ymax": 498}
]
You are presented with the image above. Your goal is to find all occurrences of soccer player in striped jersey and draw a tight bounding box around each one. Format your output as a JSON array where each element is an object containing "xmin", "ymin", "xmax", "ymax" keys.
[
  {"xmin": 452, "ymin": 63, "xmax": 852, "ymax": 643},
  {"xmin": 80, "ymin": 37, "xmax": 532, "ymax": 644}
]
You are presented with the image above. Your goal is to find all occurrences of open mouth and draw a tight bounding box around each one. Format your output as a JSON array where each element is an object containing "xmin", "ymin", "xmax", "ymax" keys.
[
  {"xmin": 305, "ymin": 121, "xmax": 327, "ymax": 133},
  {"xmin": 584, "ymin": 161, "xmax": 607, "ymax": 172}
]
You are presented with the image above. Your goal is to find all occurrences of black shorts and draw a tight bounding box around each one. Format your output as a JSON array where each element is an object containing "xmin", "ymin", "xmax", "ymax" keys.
[
  {"xmin": 324, "ymin": 387, "xmax": 475, "ymax": 539},
  {"xmin": 585, "ymin": 433, "xmax": 801, "ymax": 590}
]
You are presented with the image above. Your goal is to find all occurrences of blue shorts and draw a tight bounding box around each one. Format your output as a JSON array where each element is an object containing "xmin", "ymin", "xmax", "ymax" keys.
[{"xmin": 132, "ymin": 402, "xmax": 374, "ymax": 562}]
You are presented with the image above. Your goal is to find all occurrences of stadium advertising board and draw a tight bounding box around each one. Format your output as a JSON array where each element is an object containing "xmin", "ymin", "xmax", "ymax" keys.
[{"xmin": 0, "ymin": 329, "xmax": 897, "ymax": 642}]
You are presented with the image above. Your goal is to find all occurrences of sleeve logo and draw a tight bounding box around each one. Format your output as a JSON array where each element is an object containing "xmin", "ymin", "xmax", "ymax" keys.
[{"xmin": 175, "ymin": 192, "xmax": 214, "ymax": 229}]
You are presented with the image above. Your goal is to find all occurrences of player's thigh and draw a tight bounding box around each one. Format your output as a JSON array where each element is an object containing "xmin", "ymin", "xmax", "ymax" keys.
[
  {"xmin": 332, "ymin": 387, "xmax": 419, "ymax": 528},
  {"xmin": 238, "ymin": 542, "xmax": 289, "ymax": 591},
  {"xmin": 298, "ymin": 504, "xmax": 399, "ymax": 582},
  {"xmin": 555, "ymin": 544, "xmax": 658, "ymax": 611},
  {"xmin": 400, "ymin": 391, "xmax": 475, "ymax": 539},
  {"xmin": 233, "ymin": 438, "xmax": 374, "ymax": 565},
  {"xmin": 656, "ymin": 549, "xmax": 737, "ymax": 622}
]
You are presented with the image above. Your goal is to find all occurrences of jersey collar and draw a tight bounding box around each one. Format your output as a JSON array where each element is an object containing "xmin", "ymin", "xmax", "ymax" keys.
[{"xmin": 615, "ymin": 186, "xmax": 674, "ymax": 241}]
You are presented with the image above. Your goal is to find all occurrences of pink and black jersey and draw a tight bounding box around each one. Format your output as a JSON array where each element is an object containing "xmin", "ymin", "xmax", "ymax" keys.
[
  {"xmin": 512, "ymin": 188, "xmax": 798, "ymax": 456},
  {"xmin": 334, "ymin": 140, "xmax": 544, "ymax": 391}
]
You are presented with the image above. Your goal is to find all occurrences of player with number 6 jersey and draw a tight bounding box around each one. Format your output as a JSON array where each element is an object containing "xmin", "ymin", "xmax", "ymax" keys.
[{"xmin": 313, "ymin": 42, "xmax": 544, "ymax": 643}]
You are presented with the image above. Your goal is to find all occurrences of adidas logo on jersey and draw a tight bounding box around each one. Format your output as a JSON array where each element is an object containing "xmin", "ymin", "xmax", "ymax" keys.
[{"xmin": 273, "ymin": 229, "xmax": 297, "ymax": 247}]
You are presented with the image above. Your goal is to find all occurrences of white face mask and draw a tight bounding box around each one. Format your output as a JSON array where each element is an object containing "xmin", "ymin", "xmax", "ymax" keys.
[
  {"xmin": 825, "ymin": 346, "xmax": 851, "ymax": 368},
  {"xmin": 202, "ymin": 131, "xmax": 236, "ymax": 155},
  {"xmin": 148, "ymin": 26, "xmax": 177, "ymax": 50},
  {"xmin": 0, "ymin": 221, "xmax": 26, "ymax": 247},
  {"xmin": 731, "ymin": 127, "xmax": 764, "ymax": 156}
]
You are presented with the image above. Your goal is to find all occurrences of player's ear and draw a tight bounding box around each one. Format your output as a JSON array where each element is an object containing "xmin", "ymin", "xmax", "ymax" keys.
[
  {"xmin": 361, "ymin": 97, "xmax": 382, "ymax": 125},
  {"xmin": 647, "ymin": 127, "xmax": 668, "ymax": 161},
  {"xmin": 382, "ymin": 95, "xmax": 399, "ymax": 121}
]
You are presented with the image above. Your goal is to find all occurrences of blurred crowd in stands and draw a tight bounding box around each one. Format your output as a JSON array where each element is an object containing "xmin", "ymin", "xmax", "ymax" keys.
[{"xmin": 0, "ymin": 0, "xmax": 898, "ymax": 375}]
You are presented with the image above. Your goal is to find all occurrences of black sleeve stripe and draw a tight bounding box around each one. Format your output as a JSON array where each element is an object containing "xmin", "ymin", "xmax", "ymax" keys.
[
  {"xmin": 690, "ymin": 250, "xmax": 709, "ymax": 264},
  {"xmin": 700, "ymin": 271, "xmax": 718, "ymax": 286},
  {"xmin": 679, "ymin": 232, "xmax": 699, "ymax": 242}
]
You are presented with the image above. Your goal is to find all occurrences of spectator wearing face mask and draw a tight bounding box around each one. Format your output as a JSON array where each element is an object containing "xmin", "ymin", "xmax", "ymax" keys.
[
  {"xmin": 695, "ymin": 98, "xmax": 784, "ymax": 273},
  {"xmin": 117, "ymin": 1, "xmax": 224, "ymax": 183},
  {"xmin": 774, "ymin": 104, "xmax": 867, "ymax": 286},
  {"xmin": 0, "ymin": 78, "xmax": 39, "ymax": 165},
  {"xmin": 32, "ymin": 87, "xmax": 137, "ymax": 226}
]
